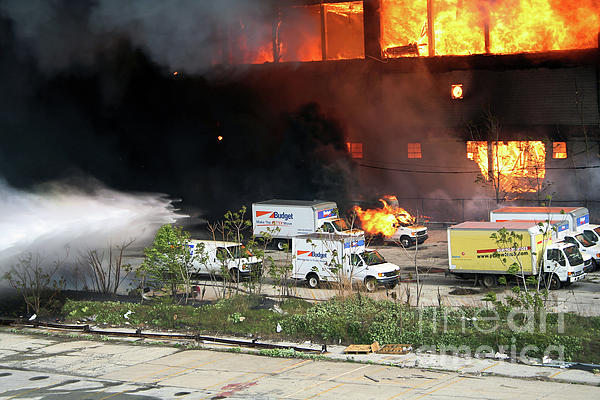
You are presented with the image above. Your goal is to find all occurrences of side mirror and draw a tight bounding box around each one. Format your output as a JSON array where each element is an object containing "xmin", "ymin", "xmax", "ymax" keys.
[{"xmin": 559, "ymin": 259, "xmax": 566, "ymax": 266}]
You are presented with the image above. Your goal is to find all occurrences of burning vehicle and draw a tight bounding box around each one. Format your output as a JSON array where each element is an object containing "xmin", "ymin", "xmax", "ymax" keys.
[{"xmin": 353, "ymin": 195, "xmax": 428, "ymax": 247}]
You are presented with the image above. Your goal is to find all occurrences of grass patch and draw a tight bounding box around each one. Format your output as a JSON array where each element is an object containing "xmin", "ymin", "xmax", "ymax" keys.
[{"xmin": 61, "ymin": 294, "xmax": 600, "ymax": 363}]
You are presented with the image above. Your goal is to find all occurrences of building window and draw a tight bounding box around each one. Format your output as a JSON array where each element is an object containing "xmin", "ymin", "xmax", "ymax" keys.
[
  {"xmin": 346, "ymin": 142, "xmax": 363, "ymax": 159},
  {"xmin": 553, "ymin": 142, "xmax": 567, "ymax": 159},
  {"xmin": 407, "ymin": 142, "xmax": 422, "ymax": 159}
]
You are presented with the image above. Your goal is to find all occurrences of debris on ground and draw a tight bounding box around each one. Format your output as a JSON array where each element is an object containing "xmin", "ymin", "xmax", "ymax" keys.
[
  {"xmin": 344, "ymin": 341, "xmax": 380, "ymax": 354},
  {"xmin": 377, "ymin": 344, "xmax": 412, "ymax": 354}
]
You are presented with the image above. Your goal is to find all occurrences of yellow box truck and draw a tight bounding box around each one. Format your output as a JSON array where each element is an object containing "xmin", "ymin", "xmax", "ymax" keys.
[{"xmin": 448, "ymin": 221, "xmax": 585, "ymax": 289}]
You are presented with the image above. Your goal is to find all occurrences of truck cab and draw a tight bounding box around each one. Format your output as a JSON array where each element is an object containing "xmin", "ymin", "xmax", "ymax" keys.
[
  {"xmin": 349, "ymin": 249, "xmax": 401, "ymax": 291},
  {"xmin": 582, "ymin": 224, "xmax": 600, "ymax": 248},
  {"xmin": 318, "ymin": 218, "xmax": 363, "ymax": 236},
  {"xmin": 544, "ymin": 242, "xmax": 586, "ymax": 288},
  {"xmin": 563, "ymin": 232, "xmax": 600, "ymax": 272},
  {"xmin": 385, "ymin": 224, "xmax": 429, "ymax": 247}
]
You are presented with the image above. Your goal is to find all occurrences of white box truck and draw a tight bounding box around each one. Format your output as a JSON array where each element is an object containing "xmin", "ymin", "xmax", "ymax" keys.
[
  {"xmin": 447, "ymin": 221, "xmax": 585, "ymax": 289},
  {"xmin": 292, "ymin": 233, "xmax": 400, "ymax": 292},
  {"xmin": 490, "ymin": 206, "xmax": 599, "ymax": 271},
  {"xmin": 252, "ymin": 200, "xmax": 362, "ymax": 250},
  {"xmin": 188, "ymin": 240, "xmax": 262, "ymax": 281},
  {"xmin": 490, "ymin": 206, "xmax": 590, "ymax": 231}
]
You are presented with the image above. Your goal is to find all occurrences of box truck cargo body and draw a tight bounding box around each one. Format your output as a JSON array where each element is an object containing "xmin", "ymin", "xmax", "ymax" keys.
[
  {"xmin": 490, "ymin": 206, "xmax": 590, "ymax": 232},
  {"xmin": 292, "ymin": 234, "xmax": 400, "ymax": 292},
  {"xmin": 252, "ymin": 200, "xmax": 362, "ymax": 249},
  {"xmin": 448, "ymin": 222, "xmax": 585, "ymax": 289}
]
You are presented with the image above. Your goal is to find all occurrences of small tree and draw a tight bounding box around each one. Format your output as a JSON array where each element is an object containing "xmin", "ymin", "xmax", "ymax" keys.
[
  {"xmin": 140, "ymin": 225, "xmax": 200, "ymax": 304},
  {"xmin": 490, "ymin": 228, "xmax": 529, "ymax": 292},
  {"xmin": 80, "ymin": 239, "xmax": 136, "ymax": 294},
  {"xmin": 3, "ymin": 253, "xmax": 66, "ymax": 315}
]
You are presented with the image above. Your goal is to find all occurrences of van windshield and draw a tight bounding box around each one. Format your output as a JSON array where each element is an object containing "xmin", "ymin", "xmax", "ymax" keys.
[
  {"xmin": 583, "ymin": 230, "xmax": 599, "ymax": 243},
  {"xmin": 227, "ymin": 245, "xmax": 253, "ymax": 259},
  {"xmin": 361, "ymin": 250, "xmax": 385, "ymax": 266},
  {"xmin": 563, "ymin": 245, "xmax": 583, "ymax": 266},
  {"xmin": 574, "ymin": 233, "xmax": 594, "ymax": 247},
  {"xmin": 332, "ymin": 219, "xmax": 349, "ymax": 232}
]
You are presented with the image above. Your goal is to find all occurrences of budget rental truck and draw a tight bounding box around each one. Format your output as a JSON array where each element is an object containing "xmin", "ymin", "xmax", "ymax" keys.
[
  {"xmin": 490, "ymin": 206, "xmax": 590, "ymax": 231},
  {"xmin": 292, "ymin": 233, "xmax": 400, "ymax": 292},
  {"xmin": 490, "ymin": 207, "xmax": 599, "ymax": 271},
  {"xmin": 253, "ymin": 200, "xmax": 362, "ymax": 250},
  {"xmin": 447, "ymin": 221, "xmax": 585, "ymax": 289}
]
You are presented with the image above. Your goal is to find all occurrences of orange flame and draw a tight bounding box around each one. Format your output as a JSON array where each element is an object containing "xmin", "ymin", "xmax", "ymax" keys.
[
  {"xmin": 381, "ymin": 0, "xmax": 600, "ymax": 57},
  {"xmin": 467, "ymin": 141, "xmax": 546, "ymax": 193},
  {"xmin": 353, "ymin": 195, "xmax": 416, "ymax": 237}
]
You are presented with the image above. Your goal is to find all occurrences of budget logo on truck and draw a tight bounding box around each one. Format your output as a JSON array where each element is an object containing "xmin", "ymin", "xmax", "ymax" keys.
[
  {"xmin": 297, "ymin": 250, "xmax": 328, "ymax": 259},
  {"xmin": 255, "ymin": 210, "xmax": 294, "ymax": 227},
  {"xmin": 255, "ymin": 211, "xmax": 294, "ymax": 221}
]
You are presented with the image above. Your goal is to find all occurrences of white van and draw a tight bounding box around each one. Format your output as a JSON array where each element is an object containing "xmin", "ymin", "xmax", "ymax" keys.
[
  {"xmin": 292, "ymin": 233, "xmax": 400, "ymax": 292},
  {"xmin": 188, "ymin": 240, "xmax": 262, "ymax": 281}
]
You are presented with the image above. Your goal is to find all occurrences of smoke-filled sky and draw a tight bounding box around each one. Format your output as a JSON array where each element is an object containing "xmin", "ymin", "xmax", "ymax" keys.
[
  {"xmin": 1, "ymin": 0, "xmax": 274, "ymax": 73},
  {"xmin": 1, "ymin": 0, "xmax": 597, "ymax": 268}
]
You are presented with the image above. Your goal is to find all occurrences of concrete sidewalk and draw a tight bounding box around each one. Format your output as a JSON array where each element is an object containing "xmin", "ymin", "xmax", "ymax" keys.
[{"xmin": 0, "ymin": 328, "xmax": 599, "ymax": 399}]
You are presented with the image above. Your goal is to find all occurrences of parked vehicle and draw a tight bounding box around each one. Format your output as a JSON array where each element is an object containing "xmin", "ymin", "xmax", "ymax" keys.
[
  {"xmin": 490, "ymin": 206, "xmax": 590, "ymax": 231},
  {"xmin": 291, "ymin": 233, "xmax": 400, "ymax": 292},
  {"xmin": 252, "ymin": 199, "xmax": 362, "ymax": 250},
  {"xmin": 490, "ymin": 207, "xmax": 598, "ymax": 271},
  {"xmin": 352, "ymin": 195, "xmax": 428, "ymax": 247},
  {"xmin": 447, "ymin": 221, "xmax": 585, "ymax": 289},
  {"xmin": 188, "ymin": 240, "xmax": 262, "ymax": 281},
  {"xmin": 582, "ymin": 224, "xmax": 600, "ymax": 243}
]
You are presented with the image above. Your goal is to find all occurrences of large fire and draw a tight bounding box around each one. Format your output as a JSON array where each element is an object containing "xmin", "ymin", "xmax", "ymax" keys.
[
  {"xmin": 353, "ymin": 195, "xmax": 416, "ymax": 237},
  {"xmin": 381, "ymin": 0, "xmax": 600, "ymax": 57},
  {"xmin": 228, "ymin": 0, "xmax": 599, "ymax": 64},
  {"xmin": 467, "ymin": 141, "xmax": 546, "ymax": 193}
]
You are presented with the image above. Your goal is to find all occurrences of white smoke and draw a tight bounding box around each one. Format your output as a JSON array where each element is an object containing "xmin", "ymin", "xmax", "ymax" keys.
[{"xmin": 0, "ymin": 178, "xmax": 185, "ymax": 271}]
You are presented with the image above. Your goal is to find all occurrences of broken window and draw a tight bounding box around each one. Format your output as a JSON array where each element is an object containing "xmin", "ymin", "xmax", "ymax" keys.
[
  {"xmin": 346, "ymin": 142, "xmax": 363, "ymax": 159},
  {"xmin": 553, "ymin": 142, "xmax": 567, "ymax": 159},
  {"xmin": 407, "ymin": 142, "xmax": 422, "ymax": 159}
]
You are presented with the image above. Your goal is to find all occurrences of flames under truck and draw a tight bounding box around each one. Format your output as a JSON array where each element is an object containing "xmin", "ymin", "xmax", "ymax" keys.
[
  {"xmin": 252, "ymin": 200, "xmax": 362, "ymax": 250},
  {"xmin": 447, "ymin": 221, "xmax": 585, "ymax": 289},
  {"xmin": 292, "ymin": 233, "xmax": 400, "ymax": 292}
]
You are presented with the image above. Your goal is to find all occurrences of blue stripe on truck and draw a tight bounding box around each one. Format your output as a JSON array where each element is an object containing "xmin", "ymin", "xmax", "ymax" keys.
[
  {"xmin": 317, "ymin": 208, "xmax": 337, "ymax": 219},
  {"xmin": 577, "ymin": 214, "xmax": 589, "ymax": 226},
  {"xmin": 344, "ymin": 239, "xmax": 365, "ymax": 248}
]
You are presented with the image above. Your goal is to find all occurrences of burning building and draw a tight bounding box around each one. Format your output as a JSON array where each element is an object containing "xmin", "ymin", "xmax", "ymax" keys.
[
  {"xmin": 210, "ymin": 0, "xmax": 600, "ymax": 221},
  {"xmin": 0, "ymin": 0, "xmax": 598, "ymax": 222}
]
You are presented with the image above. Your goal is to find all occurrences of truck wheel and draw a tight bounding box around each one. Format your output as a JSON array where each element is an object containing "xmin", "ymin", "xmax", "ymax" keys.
[
  {"xmin": 229, "ymin": 268, "xmax": 240, "ymax": 283},
  {"xmin": 592, "ymin": 259, "xmax": 598, "ymax": 273},
  {"xmin": 548, "ymin": 274, "xmax": 561, "ymax": 290},
  {"xmin": 481, "ymin": 275, "xmax": 497, "ymax": 288},
  {"xmin": 306, "ymin": 273, "xmax": 319, "ymax": 289},
  {"xmin": 400, "ymin": 236, "xmax": 411, "ymax": 248},
  {"xmin": 365, "ymin": 277, "xmax": 377, "ymax": 293},
  {"xmin": 276, "ymin": 240, "xmax": 287, "ymax": 251}
]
